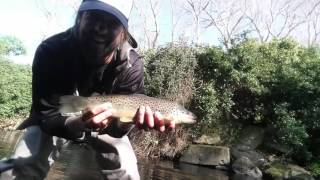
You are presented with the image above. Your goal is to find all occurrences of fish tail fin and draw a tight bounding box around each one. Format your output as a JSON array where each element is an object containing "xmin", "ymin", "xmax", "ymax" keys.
[{"xmin": 59, "ymin": 95, "xmax": 88, "ymax": 116}]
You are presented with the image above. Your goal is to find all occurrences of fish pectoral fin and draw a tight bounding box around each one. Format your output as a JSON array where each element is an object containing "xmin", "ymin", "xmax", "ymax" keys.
[{"xmin": 119, "ymin": 117, "xmax": 134, "ymax": 123}]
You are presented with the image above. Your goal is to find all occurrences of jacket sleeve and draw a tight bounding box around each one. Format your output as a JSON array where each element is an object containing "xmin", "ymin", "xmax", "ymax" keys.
[
  {"xmin": 30, "ymin": 43, "xmax": 83, "ymax": 139},
  {"xmin": 112, "ymin": 50, "xmax": 145, "ymax": 94}
]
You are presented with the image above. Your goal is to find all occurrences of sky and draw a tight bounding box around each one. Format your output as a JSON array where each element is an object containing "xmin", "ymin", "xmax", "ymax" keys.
[
  {"xmin": 0, "ymin": 0, "xmax": 219, "ymax": 65},
  {"xmin": 0, "ymin": 0, "xmax": 77, "ymax": 64}
]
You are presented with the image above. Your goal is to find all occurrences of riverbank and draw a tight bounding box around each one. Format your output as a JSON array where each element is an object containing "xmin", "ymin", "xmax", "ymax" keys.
[
  {"xmin": 0, "ymin": 117, "xmax": 24, "ymax": 131},
  {"xmin": 1, "ymin": 118, "xmax": 319, "ymax": 179},
  {"xmin": 130, "ymin": 125, "xmax": 319, "ymax": 180}
]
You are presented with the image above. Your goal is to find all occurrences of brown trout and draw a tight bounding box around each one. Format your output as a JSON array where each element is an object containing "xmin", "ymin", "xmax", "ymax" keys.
[{"xmin": 59, "ymin": 94, "xmax": 196, "ymax": 125}]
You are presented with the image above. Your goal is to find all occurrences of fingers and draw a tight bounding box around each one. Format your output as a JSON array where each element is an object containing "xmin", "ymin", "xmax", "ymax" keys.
[
  {"xmin": 136, "ymin": 106, "xmax": 145, "ymax": 128},
  {"xmin": 91, "ymin": 109, "xmax": 112, "ymax": 124},
  {"xmin": 145, "ymin": 106, "xmax": 154, "ymax": 128},
  {"xmin": 135, "ymin": 106, "xmax": 175, "ymax": 132},
  {"xmin": 168, "ymin": 121, "xmax": 175, "ymax": 131},
  {"xmin": 154, "ymin": 111, "xmax": 165, "ymax": 132},
  {"xmin": 82, "ymin": 103, "xmax": 113, "ymax": 130},
  {"xmin": 82, "ymin": 103, "xmax": 111, "ymax": 121}
]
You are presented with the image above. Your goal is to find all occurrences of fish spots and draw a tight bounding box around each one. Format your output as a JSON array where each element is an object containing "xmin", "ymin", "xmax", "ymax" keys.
[{"xmin": 84, "ymin": 94, "xmax": 194, "ymax": 124}]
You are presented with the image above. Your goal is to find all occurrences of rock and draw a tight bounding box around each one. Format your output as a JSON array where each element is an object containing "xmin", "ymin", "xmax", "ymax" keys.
[
  {"xmin": 232, "ymin": 156, "xmax": 263, "ymax": 179},
  {"xmin": 231, "ymin": 147, "xmax": 267, "ymax": 168},
  {"xmin": 288, "ymin": 174, "xmax": 315, "ymax": 180},
  {"xmin": 193, "ymin": 134, "xmax": 221, "ymax": 145},
  {"xmin": 310, "ymin": 138, "xmax": 320, "ymax": 157},
  {"xmin": 266, "ymin": 154, "xmax": 277, "ymax": 163},
  {"xmin": 178, "ymin": 162, "xmax": 229, "ymax": 179},
  {"xmin": 236, "ymin": 126, "xmax": 265, "ymax": 150},
  {"xmin": 265, "ymin": 162, "xmax": 314, "ymax": 180},
  {"xmin": 232, "ymin": 174, "xmax": 262, "ymax": 180},
  {"xmin": 179, "ymin": 145, "xmax": 230, "ymax": 166},
  {"xmin": 263, "ymin": 138, "xmax": 293, "ymax": 154}
]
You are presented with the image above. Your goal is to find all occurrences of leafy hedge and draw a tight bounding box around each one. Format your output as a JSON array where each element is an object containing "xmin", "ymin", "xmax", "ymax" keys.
[
  {"xmin": 143, "ymin": 43, "xmax": 198, "ymax": 105},
  {"xmin": 0, "ymin": 59, "xmax": 32, "ymax": 118},
  {"xmin": 142, "ymin": 39, "xmax": 320, "ymax": 164},
  {"xmin": 195, "ymin": 39, "xmax": 320, "ymax": 163}
]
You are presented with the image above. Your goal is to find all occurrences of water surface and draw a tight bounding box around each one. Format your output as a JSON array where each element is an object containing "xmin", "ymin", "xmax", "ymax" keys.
[{"xmin": 0, "ymin": 130, "xmax": 230, "ymax": 180}]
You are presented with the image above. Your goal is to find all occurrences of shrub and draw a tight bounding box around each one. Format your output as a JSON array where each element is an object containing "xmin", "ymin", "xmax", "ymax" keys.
[
  {"xmin": 191, "ymin": 82, "xmax": 221, "ymax": 135},
  {"xmin": 132, "ymin": 42, "xmax": 198, "ymax": 158},
  {"xmin": 195, "ymin": 38, "xmax": 320, "ymax": 161},
  {"xmin": 307, "ymin": 160, "xmax": 320, "ymax": 178},
  {"xmin": 143, "ymin": 42, "xmax": 197, "ymax": 105},
  {"xmin": 0, "ymin": 59, "xmax": 32, "ymax": 118}
]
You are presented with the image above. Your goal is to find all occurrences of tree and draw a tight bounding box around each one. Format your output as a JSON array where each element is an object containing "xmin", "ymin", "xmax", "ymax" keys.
[
  {"xmin": 184, "ymin": 0, "xmax": 210, "ymax": 44},
  {"xmin": 35, "ymin": 0, "xmax": 81, "ymax": 40},
  {"xmin": 169, "ymin": 0, "xmax": 184, "ymax": 42},
  {"xmin": 0, "ymin": 36, "xmax": 26, "ymax": 56},
  {"xmin": 243, "ymin": 0, "xmax": 320, "ymax": 46},
  {"xmin": 132, "ymin": 0, "xmax": 162, "ymax": 49},
  {"xmin": 203, "ymin": 0, "xmax": 250, "ymax": 49},
  {"xmin": 305, "ymin": 0, "xmax": 320, "ymax": 46}
]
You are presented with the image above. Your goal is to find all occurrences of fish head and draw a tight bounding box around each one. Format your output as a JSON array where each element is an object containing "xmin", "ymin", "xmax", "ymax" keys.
[{"xmin": 170, "ymin": 106, "xmax": 197, "ymax": 124}]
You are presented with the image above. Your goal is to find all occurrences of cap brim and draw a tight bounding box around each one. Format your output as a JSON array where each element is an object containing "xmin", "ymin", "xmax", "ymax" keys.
[{"xmin": 128, "ymin": 32, "xmax": 137, "ymax": 48}]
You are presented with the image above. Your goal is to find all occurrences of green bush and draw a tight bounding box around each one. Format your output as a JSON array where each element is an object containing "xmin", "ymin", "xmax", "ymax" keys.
[
  {"xmin": 0, "ymin": 35, "xmax": 26, "ymax": 56},
  {"xmin": 272, "ymin": 103, "xmax": 308, "ymax": 147},
  {"xmin": 194, "ymin": 38, "xmax": 320, "ymax": 162},
  {"xmin": 143, "ymin": 42, "xmax": 197, "ymax": 104},
  {"xmin": 307, "ymin": 160, "xmax": 320, "ymax": 178},
  {"xmin": 0, "ymin": 59, "xmax": 32, "ymax": 118},
  {"xmin": 307, "ymin": 159, "xmax": 320, "ymax": 179},
  {"xmin": 132, "ymin": 43, "xmax": 198, "ymax": 158},
  {"xmin": 191, "ymin": 82, "xmax": 220, "ymax": 135},
  {"xmin": 137, "ymin": 39, "xmax": 320, "ymax": 161}
]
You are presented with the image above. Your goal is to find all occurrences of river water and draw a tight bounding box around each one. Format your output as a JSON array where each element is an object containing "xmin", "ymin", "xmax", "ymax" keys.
[{"xmin": 0, "ymin": 130, "xmax": 230, "ymax": 180}]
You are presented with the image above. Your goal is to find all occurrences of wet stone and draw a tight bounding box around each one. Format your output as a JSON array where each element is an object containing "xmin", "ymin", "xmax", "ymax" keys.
[{"xmin": 180, "ymin": 145, "xmax": 230, "ymax": 166}]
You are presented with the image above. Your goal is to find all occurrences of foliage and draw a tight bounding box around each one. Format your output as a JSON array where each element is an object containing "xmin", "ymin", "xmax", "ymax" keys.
[
  {"xmin": 191, "ymin": 82, "xmax": 221, "ymax": 135},
  {"xmin": 194, "ymin": 38, "xmax": 320, "ymax": 163},
  {"xmin": 132, "ymin": 42, "xmax": 198, "ymax": 158},
  {"xmin": 307, "ymin": 160, "xmax": 320, "ymax": 178},
  {"xmin": 141, "ymin": 39, "xmax": 320, "ymax": 159},
  {"xmin": 0, "ymin": 35, "xmax": 26, "ymax": 56},
  {"xmin": 142, "ymin": 42, "xmax": 197, "ymax": 105},
  {"xmin": 272, "ymin": 103, "xmax": 308, "ymax": 148},
  {"xmin": 0, "ymin": 59, "xmax": 32, "ymax": 118}
]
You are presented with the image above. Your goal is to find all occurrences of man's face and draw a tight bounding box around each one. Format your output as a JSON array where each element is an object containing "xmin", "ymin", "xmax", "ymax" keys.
[{"xmin": 77, "ymin": 10, "xmax": 124, "ymax": 65}]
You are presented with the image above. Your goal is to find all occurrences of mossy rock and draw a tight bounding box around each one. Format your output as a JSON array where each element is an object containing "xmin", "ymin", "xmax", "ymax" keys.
[{"xmin": 265, "ymin": 161, "xmax": 314, "ymax": 180}]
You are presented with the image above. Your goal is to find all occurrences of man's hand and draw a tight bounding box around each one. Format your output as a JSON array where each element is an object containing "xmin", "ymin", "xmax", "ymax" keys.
[
  {"xmin": 81, "ymin": 103, "xmax": 114, "ymax": 131},
  {"xmin": 135, "ymin": 106, "xmax": 175, "ymax": 132}
]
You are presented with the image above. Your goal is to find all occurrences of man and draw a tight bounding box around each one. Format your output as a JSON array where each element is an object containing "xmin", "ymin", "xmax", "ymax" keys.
[{"xmin": 0, "ymin": 0, "xmax": 174, "ymax": 179}]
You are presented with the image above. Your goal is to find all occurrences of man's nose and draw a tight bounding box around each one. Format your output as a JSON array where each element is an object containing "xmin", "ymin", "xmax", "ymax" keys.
[{"xmin": 94, "ymin": 22, "xmax": 108, "ymax": 34}]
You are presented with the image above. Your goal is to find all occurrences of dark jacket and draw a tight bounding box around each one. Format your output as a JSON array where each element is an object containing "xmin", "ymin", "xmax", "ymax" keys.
[{"xmin": 18, "ymin": 28, "xmax": 144, "ymax": 139}]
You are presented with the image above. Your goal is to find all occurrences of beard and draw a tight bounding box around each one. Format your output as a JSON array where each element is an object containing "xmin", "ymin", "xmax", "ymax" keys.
[
  {"xmin": 79, "ymin": 36, "xmax": 118, "ymax": 66},
  {"xmin": 81, "ymin": 42, "xmax": 114, "ymax": 66}
]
